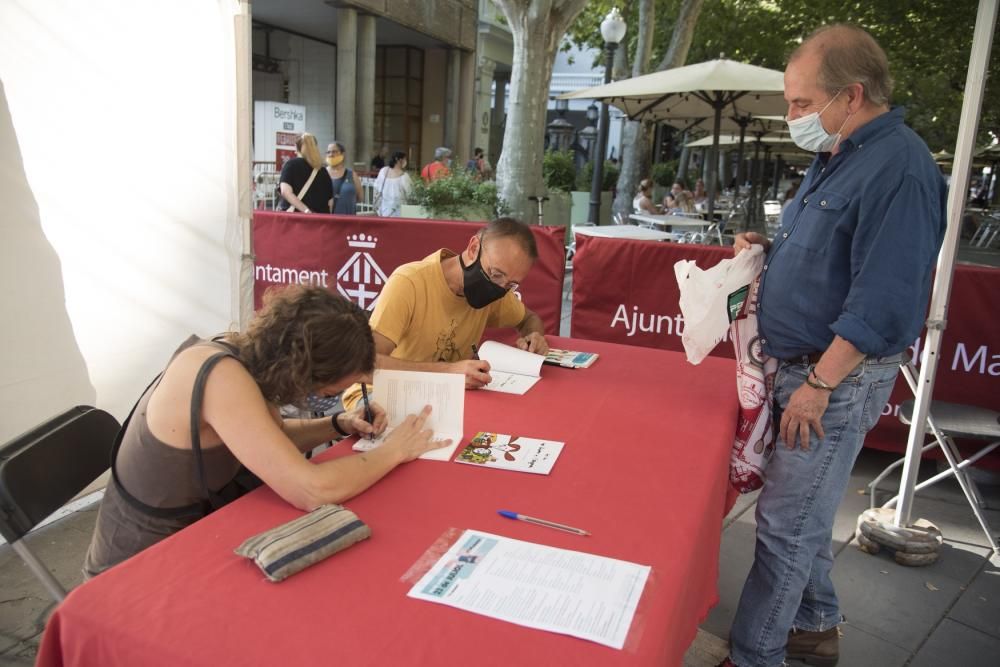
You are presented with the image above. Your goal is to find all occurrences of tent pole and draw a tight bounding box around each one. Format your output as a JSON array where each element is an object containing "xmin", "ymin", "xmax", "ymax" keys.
[
  {"xmin": 706, "ymin": 99, "xmax": 722, "ymax": 222},
  {"xmin": 893, "ymin": 0, "xmax": 998, "ymax": 531}
]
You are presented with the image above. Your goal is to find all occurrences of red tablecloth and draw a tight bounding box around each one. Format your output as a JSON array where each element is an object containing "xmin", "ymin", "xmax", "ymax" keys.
[
  {"xmin": 38, "ymin": 338, "xmax": 738, "ymax": 667},
  {"xmin": 571, "ymin": 235, "xmax": 1000, "ymax": 466}
]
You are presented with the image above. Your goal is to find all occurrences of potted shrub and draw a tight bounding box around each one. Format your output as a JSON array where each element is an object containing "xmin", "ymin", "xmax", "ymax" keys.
[
  {"xmin": 540, "ymin": 150, "xmax": 574, "ymax": 228},
  {"xmin": 404, "ymin": 172, "xmax": 509, "ymax": 221}
]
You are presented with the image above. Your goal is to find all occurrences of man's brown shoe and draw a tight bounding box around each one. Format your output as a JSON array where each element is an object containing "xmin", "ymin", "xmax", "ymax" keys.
[{"xmin": 786, "ymin": 626, "xmax": 840, "ymax": 666}]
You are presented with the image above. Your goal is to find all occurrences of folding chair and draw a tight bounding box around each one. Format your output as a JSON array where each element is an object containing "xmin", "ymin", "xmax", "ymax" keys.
[
  {"xmin": 867, "ymin": 356, "xmax": 1000, "ymax": 555},
  {"xmin": 0, "ymin": 406, "xmax": 120, "ymax": 601}
]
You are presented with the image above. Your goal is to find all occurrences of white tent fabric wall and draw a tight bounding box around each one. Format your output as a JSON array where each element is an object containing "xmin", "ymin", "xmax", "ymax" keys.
[
  {"xmin": 894, "ymin": 0, "xmax": 999, "ymax": 538},
  {"xmin": 0, "ymin": 0, "xmax": 248, "ymax": 436}
]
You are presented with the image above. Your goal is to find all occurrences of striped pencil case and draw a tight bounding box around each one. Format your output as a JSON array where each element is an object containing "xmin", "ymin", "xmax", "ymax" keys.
[{"xmin": 235, "ymin": 504, "xmax": 371, "ymax": 582}]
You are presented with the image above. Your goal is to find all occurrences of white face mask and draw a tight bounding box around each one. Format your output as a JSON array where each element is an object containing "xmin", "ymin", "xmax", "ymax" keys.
[{"xmin": 786, "ymin": 90, "xmax": 849, "ymax": 153}]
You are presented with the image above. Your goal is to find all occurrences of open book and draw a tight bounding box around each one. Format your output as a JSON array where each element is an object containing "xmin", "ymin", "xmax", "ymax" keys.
[
  {"xmin": 477, "ymin": 340, "xmax": 545, "ymax": 395},
  {"xmin": 352, "ymin": 369, "xmax": 464, "ymax": 461},
  {"xmin": 454, "ymin": 432, "xmax": 564, "ymax": 475},
  {"xmin": 544, "ymin": 348, "xmax": 599, "ymax": 369}
]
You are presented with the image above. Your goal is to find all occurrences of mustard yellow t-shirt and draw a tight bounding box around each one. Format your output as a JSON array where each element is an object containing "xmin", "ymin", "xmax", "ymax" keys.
[{"xmin": 342, "ymin": 249, "xmax": 526, "ymax": 409}]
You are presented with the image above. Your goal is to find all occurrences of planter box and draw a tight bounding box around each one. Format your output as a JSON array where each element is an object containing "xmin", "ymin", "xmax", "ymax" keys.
[
  {"xmin": 541, "ymin": 191, "xmax": 572, "ymax": 228},
  {"xmin": 399, "ymin": 204, "xmax": 491, "ymax": 222},
  {"xmin": 570, "ymin": 191, "xmax": 613, "ymax": 225}
]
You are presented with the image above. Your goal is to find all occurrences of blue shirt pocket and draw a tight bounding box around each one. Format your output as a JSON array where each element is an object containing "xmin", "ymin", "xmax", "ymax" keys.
[{"xmin": 787, "ymin": 190, "xmax": 851, "ymax": 252}]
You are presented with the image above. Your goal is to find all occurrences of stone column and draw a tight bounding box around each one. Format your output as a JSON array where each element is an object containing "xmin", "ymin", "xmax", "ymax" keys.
[
  {"xmin": 356, "ymin": 13, "xmax": 376, "ymax": 169},
  {"xmin": 336, "ymin": 7, "xmax": 357, "ymax": 152},
  {"xmin": 443, "ymin": 49, "xmax": 461, "ymax": 152},
  {"xmin": 475, "ymin": 57, "xmax": 497, "ymax": 164},
  {"xmin": 456, "ymin": 50, "xmax": 476, "ymax": 165}
]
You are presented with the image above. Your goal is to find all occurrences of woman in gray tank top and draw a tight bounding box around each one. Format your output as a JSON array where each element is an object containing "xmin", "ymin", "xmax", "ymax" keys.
[{"xmin": 84, "ymin": 285, "xmax": 449, "ymax": 578}]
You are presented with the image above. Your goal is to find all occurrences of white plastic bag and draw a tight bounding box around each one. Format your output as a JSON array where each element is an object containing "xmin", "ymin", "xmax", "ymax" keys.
[{"xmin": 674, "ymin": 246, "xmax": 778, "ymax": 493}]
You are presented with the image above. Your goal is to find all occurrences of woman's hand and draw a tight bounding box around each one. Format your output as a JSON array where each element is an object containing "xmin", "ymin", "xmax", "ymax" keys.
[
  {"xmin": 383, "ymin": 405, "xmax": 451, "ymax": 462},
  {"xmin": 336, "ymin": 402, "xmax": 387, "ymax": 438}
]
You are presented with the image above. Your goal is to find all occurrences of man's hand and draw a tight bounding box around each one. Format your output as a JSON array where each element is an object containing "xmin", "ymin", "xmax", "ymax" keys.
[
  {"xmin": 779, "ymin": 384, "xmax": 830, "ymax": 450},
  {"xmin": 450, "ymin": 359, "xmax": 492, "ymax": 389},
  {"xmin": 337, "ymin": 402, "xmax": 387, "ymax": 438},
  {"xmin": 516, "ymin": 332, "xmax": 549, "ymax": 355},
  {"xmin": 733, "ymin": 232, "xmax": 771, "ymax": 256}
]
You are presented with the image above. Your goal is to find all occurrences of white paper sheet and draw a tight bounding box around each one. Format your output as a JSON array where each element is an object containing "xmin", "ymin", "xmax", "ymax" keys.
[
  {"xmin": 478, "ymin": 341, "xmax": 545, "ymax": 395},
  {"xmin": 352, "ymin": 369, "xmax": 464, "ymax": 460},
  {"xmin": 407, "ymin": 529, "xmax": 651, "ymax": 649}
]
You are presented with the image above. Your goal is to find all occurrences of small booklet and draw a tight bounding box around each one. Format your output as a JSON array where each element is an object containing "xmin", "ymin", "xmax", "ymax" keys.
[
  {"xmin": 352, "ymin": 369, "xmax": 464, "ymax": 461},
  {"xmin": 454, "ymin": 432, "xmax": 565, "ymax": 475},
  {"xmin": 543, "ymin": 348, "xmax": 599, "ymax": 369},
  {"xmin": 477, "ymin": 341, "xmax": 545, "ymax": 395}
]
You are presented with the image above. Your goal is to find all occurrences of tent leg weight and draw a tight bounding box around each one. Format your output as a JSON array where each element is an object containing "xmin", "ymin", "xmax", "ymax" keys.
[{"xmin": 855, "ymin": 507, "xmax": 943, "ymax": 567}]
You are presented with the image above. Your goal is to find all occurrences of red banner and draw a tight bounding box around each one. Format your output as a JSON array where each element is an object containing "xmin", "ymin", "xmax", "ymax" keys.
[
  {"xmin": 571, "ymin": 235, "xmax": 1000, "ymax": 463},
  {"xmin": 253, "ymin": 212, "xmax": 567, "ymax": 336}
]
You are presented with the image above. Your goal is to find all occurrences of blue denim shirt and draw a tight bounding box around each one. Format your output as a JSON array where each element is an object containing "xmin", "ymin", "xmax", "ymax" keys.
[{"xmin": 758, "ymin": 107, "xmax": 946, "ymax": 359}]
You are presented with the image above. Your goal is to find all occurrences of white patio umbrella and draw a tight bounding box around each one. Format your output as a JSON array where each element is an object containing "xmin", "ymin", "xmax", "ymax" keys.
[{"xmin": 560, "ymin": 59, "xmax": 787, "ymax": 220}]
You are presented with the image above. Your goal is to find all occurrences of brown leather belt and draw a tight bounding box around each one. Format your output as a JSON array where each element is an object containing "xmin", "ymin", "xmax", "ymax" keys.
[{"xmin": 784, "ymin": 351, "xmax": 823, "ymax": 365}]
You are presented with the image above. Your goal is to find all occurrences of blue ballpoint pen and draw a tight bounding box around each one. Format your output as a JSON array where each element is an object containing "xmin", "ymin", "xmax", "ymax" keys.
[
  {"xmin": 497, "ymin": 510, "xmax": 590, "ymax": 536},
  {"xmin": 360, "ymin": 382, "xmax": 375, "ymax": 441}
]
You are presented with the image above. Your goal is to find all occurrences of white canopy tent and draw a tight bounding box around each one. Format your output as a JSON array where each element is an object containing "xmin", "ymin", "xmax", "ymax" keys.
[{"xmin": 893, "ymin": 0, "xmax": 999, "ymax": 555}]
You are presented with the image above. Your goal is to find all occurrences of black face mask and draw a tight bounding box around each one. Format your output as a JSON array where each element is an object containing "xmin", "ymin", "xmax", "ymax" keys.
[{"xmin": 459, "ymin": 246, "xmax": 508, "ymax": 309}]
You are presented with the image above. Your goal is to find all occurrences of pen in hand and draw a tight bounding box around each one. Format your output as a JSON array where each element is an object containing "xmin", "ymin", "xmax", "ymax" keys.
[
  {"xmin": 497, "ymin": 510, "xmax": 590, "ymax": 536},
  {"xmin": 360, "ymin": 382, "xmax": 375, "ymax": 441},
  {"xmin": 471, "ymin": 344, "xmax": 480, "ymax": 360}
]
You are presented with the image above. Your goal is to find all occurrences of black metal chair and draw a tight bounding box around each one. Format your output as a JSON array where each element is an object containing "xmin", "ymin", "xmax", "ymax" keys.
[{"xmin": 0, "ymin": 405, "xmax": 120, "ymax": 601}]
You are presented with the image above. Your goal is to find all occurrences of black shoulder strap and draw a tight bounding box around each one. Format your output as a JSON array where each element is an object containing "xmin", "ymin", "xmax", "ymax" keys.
[
  {"xmin": 111, "ymin": 348, "xmax": 238, "ymax": 520},
  {"xmin": 189, "ymin": 352, "xmax": 236, "ymax": 513}
]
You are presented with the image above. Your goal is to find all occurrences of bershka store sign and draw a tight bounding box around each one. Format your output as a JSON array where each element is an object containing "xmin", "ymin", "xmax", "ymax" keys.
[
  {"xmin": 253, "ymin": 101, "xmax": 306, "ymax": 170},
  {"xmin": 252, "ymin": 212, "xmax": 567, "ymax": 336},
  {"xmin": 570, "ymin": 235, "xmax": 1000, "ymax": 464}
]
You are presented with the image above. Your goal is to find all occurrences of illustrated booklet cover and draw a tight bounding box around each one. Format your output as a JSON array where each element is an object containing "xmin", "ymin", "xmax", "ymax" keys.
[
  {"xmin": 543, "ymin": 348, "xmax": 599, "ymax": 369},
  {"xmin": 454, "ymin": 431, "xmax": 564, "ymax": 475}
]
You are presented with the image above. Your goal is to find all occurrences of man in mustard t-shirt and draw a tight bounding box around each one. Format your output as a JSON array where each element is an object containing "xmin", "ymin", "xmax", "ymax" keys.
[{"xmin": 342, "ymin": 217, "xmax": 550, "ymax": 409}]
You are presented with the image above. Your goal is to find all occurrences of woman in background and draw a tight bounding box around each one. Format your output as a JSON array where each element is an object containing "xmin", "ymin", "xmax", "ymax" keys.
[
  {"xmin": 373, "ymin": 150, "xmax": 413, "ymax": 217},
  {"xmin": 279, "ymin": 133, "xmax": 333, "ymax": 214},
  {"xmin": 632, "ymin": 178, "xmax": 659, "ymax": 215},
  {"xmin": 326, "ymin": 141, "xmax": 364, "ymax": 215}
]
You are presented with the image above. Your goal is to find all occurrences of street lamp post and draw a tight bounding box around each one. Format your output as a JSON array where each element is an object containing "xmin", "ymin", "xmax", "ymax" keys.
[{"xmin": 588, "ymin": 8, "xmax": 627, "ymax": 225}]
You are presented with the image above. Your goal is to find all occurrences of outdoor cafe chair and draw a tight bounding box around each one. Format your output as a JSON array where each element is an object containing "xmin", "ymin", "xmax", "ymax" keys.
[
  {"xmin": 0, "ymin": 405, "xmax": 120, "ymax": 601},
  {"xmin": 866, "ymin": 356, "xmax": 1000, "ymax": 556}
]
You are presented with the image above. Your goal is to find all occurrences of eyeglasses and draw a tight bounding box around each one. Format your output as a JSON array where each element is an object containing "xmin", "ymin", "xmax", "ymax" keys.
[
  {"xmin": 478, "ymin": 241, "xmax": 519, "ymax": 291},
  {"xmin": 326, "ymin": 149, "xmax": 342, "ymax": 156}
]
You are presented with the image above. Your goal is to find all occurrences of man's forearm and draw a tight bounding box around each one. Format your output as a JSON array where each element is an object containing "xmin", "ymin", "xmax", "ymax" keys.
[
  {"xmin": 813, "ymin": 336, "xmax": 868, "ymax": 387},
  {"xmin": 516, "ymin": 311, "xmax": 546, "ymax": 338}
]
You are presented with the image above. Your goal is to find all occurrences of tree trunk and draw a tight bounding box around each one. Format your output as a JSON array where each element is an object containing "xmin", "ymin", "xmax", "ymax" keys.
[
  {"xmin": 657, "ymin": 0, "xmax": 705, "ymax": 72},
  {"xmin": 611, "ymin": 0, "xmax": 655, "ymax": 218},
  {"xmin": 493, "ymin": 0, "xmax": 589, "ymax": 224}
]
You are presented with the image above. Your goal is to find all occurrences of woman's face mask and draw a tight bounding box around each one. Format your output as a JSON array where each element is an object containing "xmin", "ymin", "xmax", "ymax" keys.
[{"xmin": 326, "ymin": 154, "xmax": 345, "ymax": 168}]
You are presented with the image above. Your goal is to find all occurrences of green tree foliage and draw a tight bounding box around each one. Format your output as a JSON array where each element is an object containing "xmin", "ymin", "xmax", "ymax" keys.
[{"xmin": 565, "ymin": 0, "xmax": 998, "ymax": 150}]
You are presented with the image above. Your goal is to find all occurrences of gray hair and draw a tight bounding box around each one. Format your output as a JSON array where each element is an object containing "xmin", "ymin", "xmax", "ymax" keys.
[
  {"xmin": 792, "ymin": 24, "xmax": 893, "ymax": 107},
  {"xmin": 434, "ymin": 146, "xmax": 452, "ymax": 161}
]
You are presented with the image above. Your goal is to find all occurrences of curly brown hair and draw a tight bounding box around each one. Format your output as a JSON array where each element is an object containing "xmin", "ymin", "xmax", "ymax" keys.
[{"xmin": 230, "ymin": 285, "xmax": 374, "ymax": 404}]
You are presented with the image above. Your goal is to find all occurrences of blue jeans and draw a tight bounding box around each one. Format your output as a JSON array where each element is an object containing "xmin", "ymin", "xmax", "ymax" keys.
[{"xmin": 728, "ymin": 354, "xmax": 901, "ymax": 667}]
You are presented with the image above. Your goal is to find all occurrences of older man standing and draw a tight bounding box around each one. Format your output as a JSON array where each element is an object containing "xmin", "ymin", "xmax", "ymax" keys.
[
  {"xmin": 721, "ymin": 25, "xmax": 945, "ymax": 667},
  {"xmin": 421, "ymin": 146, "xmax": 452, "ymax": 182}
]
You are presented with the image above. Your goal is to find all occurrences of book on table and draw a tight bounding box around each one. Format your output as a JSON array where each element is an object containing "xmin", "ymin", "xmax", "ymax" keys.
[
  {"xmin": 476, "ymin": 340, "xmax": 544, "ymax": 395},
  {"xmin": 453, "ymin": 431, "xmax": 564, "ymax": 475},
  {"xmin": 352, "ymin": 369, "xmax": 464, "ymax": 460},
  {"xmin": 543, "ymin": 348, "xmax": 599, "ymax": 369}
]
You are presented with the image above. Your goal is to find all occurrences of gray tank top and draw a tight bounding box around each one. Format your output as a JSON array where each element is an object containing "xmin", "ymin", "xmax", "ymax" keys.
[{"xmin": 83, "ymin": 338, "xmax": 244, "ymax": 578}]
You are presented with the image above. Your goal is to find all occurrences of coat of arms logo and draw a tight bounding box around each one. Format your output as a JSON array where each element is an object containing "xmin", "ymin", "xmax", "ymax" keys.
[{"xmin": 336, "ymin": 234, "xmax": 387, "ymax": 310}]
